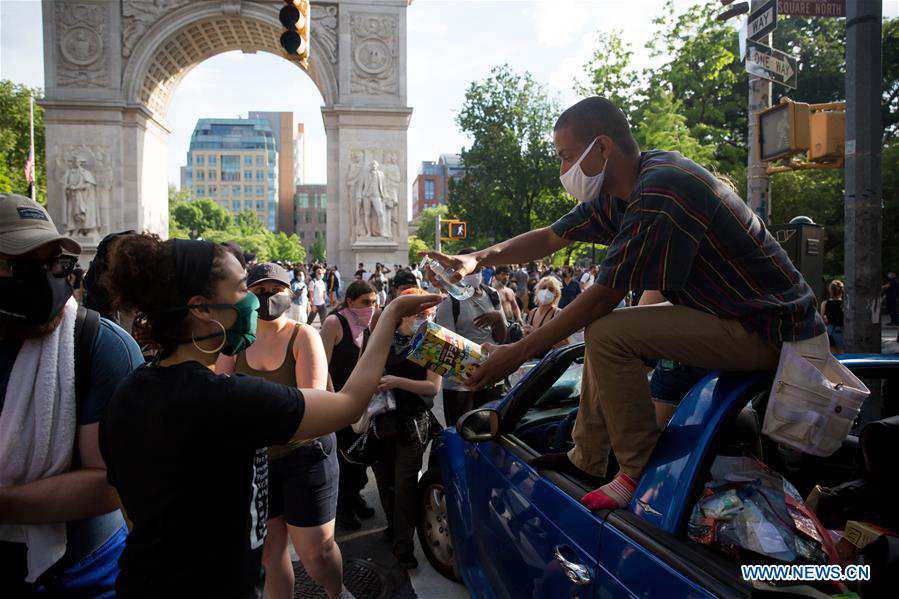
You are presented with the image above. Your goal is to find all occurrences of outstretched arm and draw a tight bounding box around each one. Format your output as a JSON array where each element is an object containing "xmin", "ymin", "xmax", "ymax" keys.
[{"xmin": 291, "ymin": 294, "xmax": 441, "ymax": 440}]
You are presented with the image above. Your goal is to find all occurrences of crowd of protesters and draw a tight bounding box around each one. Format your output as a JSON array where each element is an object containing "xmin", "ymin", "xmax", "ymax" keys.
[{"xmin": 0, "ymin": 189, "xmax": 607, "ymax": 598}]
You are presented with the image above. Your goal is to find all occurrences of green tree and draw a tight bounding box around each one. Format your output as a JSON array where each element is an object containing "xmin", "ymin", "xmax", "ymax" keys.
[
  {"xmin": 168, "ymin": 184, "xmax": 191, "ymax": 206},
  {"xmin": 635, "ymin": 91, "xmax": 717, "ymax": 168},
  {"xmin": 576, "ymin": 30, "xmax": 640, "ymax": 114},
  {"xmin": 0, "ymin": 80, "xmax": 45, "ymax": 203},
  {"xmin": 310, "ymin": 236, "xmax": 327, "ymax": 263},
  {"xmin": 415, "ymin": 205, "xmax": 448, "ymax": 249},
  {"xmin": 448, "ymin": 65, "xmax": 567, "ymax": 247},
  {"xmin": 265, "ymin": 231, "xmax": 306, "ymax": 264},
  {"xmin": 408, "ymin": 235, "xmax": 429, "ymax": 265},
  {"xmin": 170, "ymin": 199, "xmax": 232, "ymax": 240}
]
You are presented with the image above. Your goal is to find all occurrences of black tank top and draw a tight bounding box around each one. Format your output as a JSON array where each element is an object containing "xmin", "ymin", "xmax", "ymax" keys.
[
  {"xmin": 329, "ymin": 312, "xmax": 370, "ymax": 392},
  {"xmin": 825, "ymin": 299, "xmax": 844, "ymax": 327},
  {"xmin": 386, "ymin": 336, "xmax": 431, "ymax": 415}
]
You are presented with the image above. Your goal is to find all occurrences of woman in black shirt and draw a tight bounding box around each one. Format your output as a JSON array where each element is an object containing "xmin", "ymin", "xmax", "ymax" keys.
[
  {"xmin": 372, "ymin": 288, "xmax": 442, "ymax": 570},
  {"xmin": 98, "ymin": 235, "xmax": 439, "ymax": 599}
]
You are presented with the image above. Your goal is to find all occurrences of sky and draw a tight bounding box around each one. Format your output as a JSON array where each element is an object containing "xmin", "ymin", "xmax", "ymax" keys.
[{"xmin": 2, "ymin": 0, "xmax": 898, "ymax": 219}]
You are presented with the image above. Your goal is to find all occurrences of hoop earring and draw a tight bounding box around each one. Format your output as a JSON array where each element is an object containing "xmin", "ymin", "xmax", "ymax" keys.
[{"xmin": 192, "ymin": 319, "xmax": 227, "ymax": 354}]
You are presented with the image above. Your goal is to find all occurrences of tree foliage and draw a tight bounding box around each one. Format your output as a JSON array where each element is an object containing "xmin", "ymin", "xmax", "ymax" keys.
[
  {"xmin": 407, "ymin": 235, "xmax": 429, "ymax": 265},
  {"xmin": 573, "ymin": 2, "xmax": 899, "ymax": 276},
  {"xmin": 0, "ymin": 80, "xmax": 45, "ymax": 203},
  {"xmin": 170, "ymin": 199, "xmax": 305, "ymax": 264},
  {"xmin": 447, "ymin": 65, "xmax": 571, "ymax": 248},
  {"xmin": 310, "ymin": 236, "xmax": 327, "ymax": 264}
]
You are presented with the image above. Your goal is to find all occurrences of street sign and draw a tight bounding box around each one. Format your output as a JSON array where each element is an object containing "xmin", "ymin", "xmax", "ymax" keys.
[
  {"xmin": 745, "ymin": 39, "xmax": 798, "ymax": 88},
  {"xmin": 776, "ymin": 0, "xmax": 844, "ymax": 17},
  {"xmin": 747, "ymin": 0, "xmax": 777, "ymax": 41},
  {"xmin": 716, "ymin": 1, "xmax": 748, "ymax": 21}
]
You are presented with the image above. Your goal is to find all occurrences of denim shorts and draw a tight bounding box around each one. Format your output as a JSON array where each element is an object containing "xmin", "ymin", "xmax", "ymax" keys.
[{"xmin": 268, "ymin": 433, "xmax": 339, "ymax": 528}]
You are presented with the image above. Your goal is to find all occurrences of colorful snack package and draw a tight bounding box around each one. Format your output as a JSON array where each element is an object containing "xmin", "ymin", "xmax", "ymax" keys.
[{"xmin": 406, "ymin": 321, "xmax": 484, "ymax": 381}]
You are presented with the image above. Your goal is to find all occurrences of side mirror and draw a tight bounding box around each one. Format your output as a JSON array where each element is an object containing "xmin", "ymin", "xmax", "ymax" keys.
[{"xmin": 457, "ymin": 408, "xmax": 500, "ymax": 443}]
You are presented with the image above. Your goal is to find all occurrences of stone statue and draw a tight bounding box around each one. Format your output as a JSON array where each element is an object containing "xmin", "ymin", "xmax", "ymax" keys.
[
  {"xmin": 360, "ymin": 160, "xmax": 388, "ymax": 238},
  {"xmin": 346, "ymin": 150, "xmax": 366, "ymax": 238},
  {"xmin": 64, "ymin": 155, "xmax": 100, "ymax": 237},
  {"xmin": 382, "ymin": 152, "xmax": 400, "ymax": 239}
]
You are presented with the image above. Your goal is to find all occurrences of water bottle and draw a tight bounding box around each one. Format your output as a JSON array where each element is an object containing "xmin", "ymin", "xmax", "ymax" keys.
[{"xmin": 418, "ymin": 256, "xmax": 474, "ymax": 300}]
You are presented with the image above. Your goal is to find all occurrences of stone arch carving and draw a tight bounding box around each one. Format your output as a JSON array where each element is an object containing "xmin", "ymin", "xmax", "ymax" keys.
[{"xmin": 121, "ymin": 1, "xmax": 338, "ymax": 119}]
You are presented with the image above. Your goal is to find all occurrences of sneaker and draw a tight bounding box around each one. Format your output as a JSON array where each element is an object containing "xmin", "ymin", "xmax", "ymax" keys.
[
  {"xmin": 395, "ymin": 548, "xmax": 418, "ymax": 570},
  {"xmin": 353, "ymin": 496, "xmax": 376, "ymax": 519},
  {"xmin": 381, "ymin": 525, "xmax": 394, "ymax": 542},
  {"xmin": 336, "ymin": 510, "xmax": 362, "ymax": 531}
]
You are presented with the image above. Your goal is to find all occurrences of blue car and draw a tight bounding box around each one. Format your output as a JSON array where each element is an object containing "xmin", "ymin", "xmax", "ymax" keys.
[{"xmin": 416, "ymin": 344, "xmax": 897, "ymax": 597}]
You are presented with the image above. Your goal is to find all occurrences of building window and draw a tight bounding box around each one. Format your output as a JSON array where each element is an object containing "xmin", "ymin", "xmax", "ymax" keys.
[
  {"xmin": 242, "ymin": 170, "xmax": 250, "ymax": 180},
  {"xmin": 305, "ymin": 213, "xmax": 311, "ymax": 223},
  {"xmin": 318, "ymin": 213, "xmax": 326, "ymax": 224},
  {"xmin": 207, "ymin": 170, "xmax": 216, "ymax": 180},
  {"xmin": 196, "ymin": 171, "xmax": 205, "ymax": 181},
  {"xmin": 244, "ymin": 186, "xmax": 252, "ymax": 194},
  {"xmin": 256, "ymin": 186, "xmax": 264, "ymax": 196},
  {"xmin": 256, "ymin": 200, "xmax": 264, "ymax": 210},
  {"xmin": 221, "ymin": 155, "xmax": 240, "ymax": 181},
  {"xmin": 296, "ymin": 193, "xmax": 308, "ymax": 208},
  {"xmin": 256, "ymin": 155, "xmax": 264, "ymax": 167},
  {"xmin": 232, "ymin": 201, "xmax": 240, "ymax": 211},
  {"xmin": 255, "ymin": 171, "xmax": 264, "ymax": 181},
  {"xmin": 299, "ymin": 231, "xmax": 305, "ymax": 240},
  {"xmin": 196, "ymin": 186, "xmax": 206, "ymax": 195},
  {"xmin": 208, "ymin": 155, "xmax": 217, "ymax": 165},
  {"xmin": 233, "ymin": 186, "xmax": 241, "ymax": 195},
  {"xmin": 245, "ymin": 200, "xmax": 254, "ymax": 210},
  {"xmin": 196, "ymin": 155, "xmax": 204, "ymax": 166},
  {"xmin": 244, "ymin": 156, "xmax": 253, "ymax": 165},
  {"xmin": 424, "ymin": 180, "xmax": 435, "ymax": 200},
  {"xmin": 208, "ymin": 185, "xmax": 217, "ymax": 194}
]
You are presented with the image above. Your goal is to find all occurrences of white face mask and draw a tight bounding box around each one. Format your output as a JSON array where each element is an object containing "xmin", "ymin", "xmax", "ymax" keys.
[
  {"xmin": 536, "ymin": 289, "xmax": 554, "ymax": 306},
  {"xmin": 559, "ymin": 137, "xmax": 606, "ymax": 203},
  {"xmin": 462, "ymin": 273, "xmax": 482, "ymax": 288}
]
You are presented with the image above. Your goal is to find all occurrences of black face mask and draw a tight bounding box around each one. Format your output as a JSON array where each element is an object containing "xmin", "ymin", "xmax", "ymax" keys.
[
  {"xmin": 255, "ymin": 291, "xmax": 292, "ymax": 321},
  {"xmin": 0, "ymin": 271, "xmax": 73, "ymax": 326}
]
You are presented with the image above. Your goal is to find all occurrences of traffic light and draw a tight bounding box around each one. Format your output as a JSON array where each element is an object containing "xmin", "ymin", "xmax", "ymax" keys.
[
  {"xmin": 440, "ymin": 219, "xmax": 467, "ymax": 240},
  {"xmin": 279, "ymin": 0, "xmax": 310, "ymax": 68},
  {"xmin": 758, "ymin": 99, "xmax": 811, "ymax": 161},
  {"xmin": 808, "ymin": 109, "xmax": 845, "ymax": 162}
]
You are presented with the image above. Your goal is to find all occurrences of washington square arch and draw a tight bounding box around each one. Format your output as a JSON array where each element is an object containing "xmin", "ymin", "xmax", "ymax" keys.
[{"xmin": 40, "ymin": 0, "xmax": 412, "ymax": 273}]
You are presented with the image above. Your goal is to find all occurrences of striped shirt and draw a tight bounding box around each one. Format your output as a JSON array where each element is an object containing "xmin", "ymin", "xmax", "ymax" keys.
[{"xmin": 550, "ymin": 150, "xmax": 824, "ymax": 344}]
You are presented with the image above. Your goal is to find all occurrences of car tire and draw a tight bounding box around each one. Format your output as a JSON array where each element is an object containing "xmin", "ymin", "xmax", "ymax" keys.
[{"xmin": 416, "ymin": 467, "xmax": 461, "ymax": 583}]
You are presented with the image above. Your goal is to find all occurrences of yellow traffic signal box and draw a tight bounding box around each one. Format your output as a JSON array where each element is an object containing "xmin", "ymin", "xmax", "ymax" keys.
[
  {"xmin": 758, "ymin": 100, "xmax": 811, "ymax": 161},
  {"xmin": 808, "ymin": 110, "xmax": 845, "ymax": 161}
]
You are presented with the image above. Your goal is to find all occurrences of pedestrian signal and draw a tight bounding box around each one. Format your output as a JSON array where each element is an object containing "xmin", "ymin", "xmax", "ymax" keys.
[
  {"xmin": 279, "ymin": 1, "xmax": 310, "ymax": 68},
  {"xmin": 440, "ymin": 219, "xmax": 467, "ymax": 240},
  {"xmin": 759, "ymin": 99, "xmax": 810, "ymax": 161}
]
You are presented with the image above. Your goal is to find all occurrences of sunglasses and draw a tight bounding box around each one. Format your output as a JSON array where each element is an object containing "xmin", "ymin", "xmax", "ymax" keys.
[{"xmin": 0, "ymin": 255, "xmax": 77, "ymax": 279}]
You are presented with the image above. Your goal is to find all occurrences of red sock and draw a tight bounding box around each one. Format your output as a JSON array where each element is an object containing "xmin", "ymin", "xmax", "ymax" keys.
[{"xmin": 580, "ymin": 473, "xmax": 637, "ymax": 510}]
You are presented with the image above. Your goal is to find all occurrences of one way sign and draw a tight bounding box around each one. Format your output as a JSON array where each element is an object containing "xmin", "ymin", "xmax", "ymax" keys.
[
  {"xmin": 745, "ymin": 39, "xmax": 798, "ymax": 89},
  {"xmin": 747, "ymin": 0, "xmax": 777, "ymax": 41}
]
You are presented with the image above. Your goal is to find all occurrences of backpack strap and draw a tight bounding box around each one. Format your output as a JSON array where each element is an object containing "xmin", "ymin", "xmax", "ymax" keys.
[
  {"xmin": 481, "ymin": 284, "xmax": 501, "ymax": 309},
  {"xmin": 74, "ymin": 306, "xmax": 101, "ymax": 423}
]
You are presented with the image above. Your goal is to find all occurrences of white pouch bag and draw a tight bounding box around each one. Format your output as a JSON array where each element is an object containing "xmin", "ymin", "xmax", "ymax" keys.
[{"xmin": 763, "ymin": 334, "xmax": 869, "ymax": 457}]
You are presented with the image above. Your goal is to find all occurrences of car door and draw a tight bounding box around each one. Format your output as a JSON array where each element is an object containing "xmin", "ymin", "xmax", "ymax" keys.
[{"xmin": 463, "ymin": 348, "xmax": 602, "ymax": 598}]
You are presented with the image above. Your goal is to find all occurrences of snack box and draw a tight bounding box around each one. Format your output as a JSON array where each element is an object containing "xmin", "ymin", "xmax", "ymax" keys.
[{"xmin": 407, "ymin": 321, "xmax": 484, "ymax": 381}]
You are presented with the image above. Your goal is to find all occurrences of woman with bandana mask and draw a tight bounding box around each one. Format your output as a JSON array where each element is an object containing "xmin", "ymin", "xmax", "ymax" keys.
[
  {"xmin": 97, "ymin": 234, "xmax": 440, "ymax": 599},
  {"xmin": 320, "ymin": 281, "xmax": 378, "ymax": 532},
  {"xmin": 372, "ymin": 287, "xmax": 442, "ymax": 570},
  {"xmin": 215, "ymin": 263, "xmax": 342, "ymax": 599}
]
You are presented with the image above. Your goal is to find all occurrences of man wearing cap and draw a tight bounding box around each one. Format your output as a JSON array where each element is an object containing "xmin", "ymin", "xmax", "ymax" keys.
[{"xmin": 0, "ymin": 193, "xmax": 144, "ymax": 595}]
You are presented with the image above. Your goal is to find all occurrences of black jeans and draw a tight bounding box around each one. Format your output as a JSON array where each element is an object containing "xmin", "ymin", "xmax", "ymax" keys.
[
  {"xmin": 372, "ymin": 434, "xmax": 425, "ymax": 555},
  {"xmin": 442, "ymin": 386, "xmax": 505, "ymax": 430},
  {"xmin": 336, "ymin": 427, "xmax": 369, "ymax": 515}
]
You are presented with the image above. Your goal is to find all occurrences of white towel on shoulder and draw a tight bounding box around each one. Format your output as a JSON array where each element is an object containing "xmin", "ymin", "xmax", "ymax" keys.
[{"xmin": 0, "ymin": 296, "xmax": 78, "ymax": 582}]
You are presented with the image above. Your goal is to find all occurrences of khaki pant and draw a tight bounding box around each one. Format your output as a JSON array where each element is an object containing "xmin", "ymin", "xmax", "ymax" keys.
[{"xmin": 568, "ymin": 304, "xmax": 780, "ymax": 478}]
